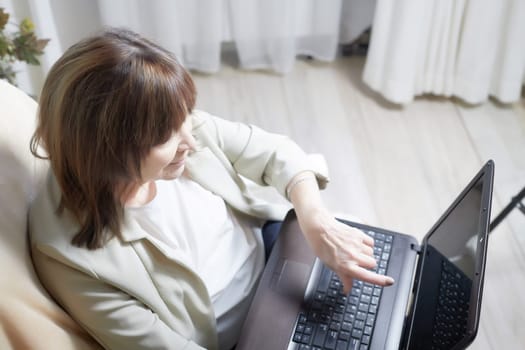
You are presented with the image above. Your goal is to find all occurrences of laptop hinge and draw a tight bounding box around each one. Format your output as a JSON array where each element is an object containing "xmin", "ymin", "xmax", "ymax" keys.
[{"xmin": 410, "ymin": 243, "xmax": 422, "ymax": 254}]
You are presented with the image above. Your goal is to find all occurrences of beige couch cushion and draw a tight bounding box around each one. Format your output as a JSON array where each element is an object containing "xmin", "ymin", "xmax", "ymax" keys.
[{"xmin": 0, "ymin": 80, "xmax": 101, "ymax": 349}]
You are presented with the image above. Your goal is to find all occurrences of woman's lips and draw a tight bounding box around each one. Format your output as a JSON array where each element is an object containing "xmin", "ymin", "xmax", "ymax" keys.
[
  {"xmin": 169, "ymin": 157, "xmax": 186, "ymax": 167},
  {"xmin": 170, "ymin": 150, "xmax": 189, "ymax": 167}
]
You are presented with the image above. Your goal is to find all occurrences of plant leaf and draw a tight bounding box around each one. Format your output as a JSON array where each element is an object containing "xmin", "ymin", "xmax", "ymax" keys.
[
  {"xmin": 0, "ymin": 8, "xmax": 49, "ymax": 84},
  {"xmin": 19, "ymin": 18, "xmax": 35, "ymax": 34},
  {"xmin": 0, "ymin": 8, "xmax": 9, "ymax": 30},
  {"xmin": 35, "ymin": 38, "xmax": 49, "ymax": 53},
  {"xmin": 0, "ymin": 37, "xmax": 9, "ymax": 57}
]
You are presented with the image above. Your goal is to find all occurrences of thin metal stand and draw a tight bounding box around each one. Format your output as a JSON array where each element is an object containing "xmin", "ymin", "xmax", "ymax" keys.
[{"xmin": 489, "ymin": 186, "xmax": 525, "ymax": 232}]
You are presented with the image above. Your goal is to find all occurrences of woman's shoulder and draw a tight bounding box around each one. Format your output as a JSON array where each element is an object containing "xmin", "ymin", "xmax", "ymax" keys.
[
  {"xmin": 190, "ymin": 109, "xmax": 239, "ymax": 134},
  {"xmin": 189, "ymin": 109, "xmax": 225, "ymax": 148},
  {"xmin": 29, "ymin": 171, "xmax": 77, "ymax": 244},
  {"xmin": 190, "ymin": 109, "xmax": 213, "ymax": 127},
  {"xmin": 28, "ymin": 171, "xmax": 111, "ymax": 274}
]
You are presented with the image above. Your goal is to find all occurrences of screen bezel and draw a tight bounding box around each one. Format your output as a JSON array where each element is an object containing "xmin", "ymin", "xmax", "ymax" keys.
[{"xmin": 405, "ymin": 160, "xmax": 494, "ymax": 349}]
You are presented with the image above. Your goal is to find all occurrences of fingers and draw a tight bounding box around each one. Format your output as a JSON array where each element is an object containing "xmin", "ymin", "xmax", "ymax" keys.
[
  {"xmin": 334, "ymin": 226, "xmax": 373, "ymax": 253},
  {"xmin": 339, "ymin": 266, "xmax": 395, "ymax": 294},
  {"xmin": 356, "ymin": 253, "xmax": 377, "ymax": 269},
  {"xmin": 335, "ymin": 225, "xmax": 394, "ymax": 293},
  {"xmin": 335, "ymin": 247, "xmax": 394, "ymax": 294},
  {"xmin": 361, "ymin": 234, "xmax": 375, "ymax": 248},
  {"xmin": 360, "ymin": 244, "xmax": 374, "ymax": 257},
  {"xmin": 340, "ymin": 276, "xmax": 354, "ymax": 295},
  {"xmin": 349, "ymin": 265, "xmax": 395, "ymax": 286},
  {"xmin": 334, "ymin": 228, "xmax": 375, "ymax": 268},
  {"xmin": 311, "ymin": 215, "xmax": 395, "ymax": 294},
  {"xmin": 339, "ymin": 223, "xmax": 372, "ymax": 241}
]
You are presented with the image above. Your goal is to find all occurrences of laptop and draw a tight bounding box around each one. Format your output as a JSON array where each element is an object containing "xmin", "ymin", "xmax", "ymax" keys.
[{"xmin": 237, "ymin": 160, "xmax": 494, "ymax": 350}]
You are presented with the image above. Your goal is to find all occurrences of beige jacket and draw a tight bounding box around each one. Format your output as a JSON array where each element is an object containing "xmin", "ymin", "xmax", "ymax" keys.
[{"xmin": 29, "ymin": 110, "xmax": 329, "ymax": 350}]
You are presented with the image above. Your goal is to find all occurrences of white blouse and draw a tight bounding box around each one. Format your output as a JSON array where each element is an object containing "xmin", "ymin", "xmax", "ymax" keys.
[{"xmin": 125, "ymin": 175, "xmax": 265, "ymax": 350}]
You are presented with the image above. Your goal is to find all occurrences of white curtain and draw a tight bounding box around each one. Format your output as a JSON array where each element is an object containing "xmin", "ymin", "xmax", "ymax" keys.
[
  {"xmin": 0, "ymin": 0, "xmax": 375, "ymax": 96},
  {"xmin": 363, "ymin": 0, "xmax": 525, "ymax": 104}
]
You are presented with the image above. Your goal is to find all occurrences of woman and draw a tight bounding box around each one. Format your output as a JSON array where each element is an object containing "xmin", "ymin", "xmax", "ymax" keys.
[{"xmin": 29, "ymin": 28, "xmax": 394, "ymax": 350}]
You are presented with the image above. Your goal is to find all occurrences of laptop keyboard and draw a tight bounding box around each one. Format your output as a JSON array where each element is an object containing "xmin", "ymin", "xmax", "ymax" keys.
[
  {"xmin": 291, "ymin": 230, "xmax": 393, "ymax": 350},
  {"xmin": 430, "ymin": 260, "xmax": 471, "ymax": 349}
]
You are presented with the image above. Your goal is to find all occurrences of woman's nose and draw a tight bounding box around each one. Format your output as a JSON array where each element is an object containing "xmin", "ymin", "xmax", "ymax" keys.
[{"xmin": 180, "ymin": 131, "xmax": 197, "ymax": 151}]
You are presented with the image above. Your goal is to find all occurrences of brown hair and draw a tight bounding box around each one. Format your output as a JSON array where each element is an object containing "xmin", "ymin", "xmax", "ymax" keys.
[{"xmin": 30, "ymin": 28, "xmax": 196, "ymax": 249}]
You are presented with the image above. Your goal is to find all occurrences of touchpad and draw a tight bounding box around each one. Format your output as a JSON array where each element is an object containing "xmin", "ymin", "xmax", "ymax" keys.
[{"xmin": 270, "ymin": 259, "xmax": 311, "ymax": 299}]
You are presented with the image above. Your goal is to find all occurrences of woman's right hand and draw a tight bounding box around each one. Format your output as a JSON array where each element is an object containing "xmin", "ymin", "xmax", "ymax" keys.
[{"xmin": 296, "ymin": 206, "xmax": 395, "ymax": 294}]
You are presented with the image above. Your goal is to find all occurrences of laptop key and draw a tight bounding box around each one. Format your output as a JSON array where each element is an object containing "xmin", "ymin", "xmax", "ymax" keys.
[
  {"xmin": 329, "ymin": 321, "xmax": 341, "ymax": 331},
  {"xmin": 358, "ymin": 303, "xmax": 369, "ymax": 312},
  {"xmin": 320, "ymin": 313, "xmax": 331, "ymax": 323},
  {"xmin": 308, "ymin": 311, "xmax": 320, "ymax": 322},
  {"xmin": 362, "ymin": 286, "xmax": 373, "ymax": 295},
  {"xmin": 360, "ymin": 295, "xmax": 371, "ymax": 304},
  {"xmin": 302, "ymin": 334, "xmax": 311, "ymax": 344},
  {"xmin": 346, "ymin": 304, "xmax": 357, "ymax": 315},
  {"xmin": 330, "ymin": 280, "xmax": 342, "ymax": 290},
  {"xmin": 345, "ymin": 313, "xmax": 356, "ymax": 323},
  {"xmin": 354, "ymin": 320, "xmax": 365, "ymax": 330},
  {"xmin": 293, "ymin": 333, "xmax": 302, "ymax": 343},
  {"xmin": 328, "ymin": 288, "xmax": 339, "ymax": 298},
  {"xmin": 366, "ymin": 315, "xmax": 375, "ymax": 327},
  {"xmin": 349, "ymin": 338, "xmax": 360, "ymax": 350},
  {"xmin": 332, "ymin": 312, "xmax": 343, "ymax": 322},
  {"xmin": 351, "ymin": 329, "xmax": 363, "ymax": 339},
  {"xmin": 312, "ymin": 323, "xmax": 328, "ymax": 347},
  {"xmin": 339, "ymin": 330, "xmax": 350, "ymax": 341},
  {"xmin": 336, "ymin": 296, "xmax": 347, "ymax": 306},
  {"xmin": 304, "ymin": 323, "xmax": 314, "ymax": 335},
  {"xmin": 336, "ymin": 340, "xmax": 348, "ymax": 350},
  {"xmin": 324, "ymin": 331, "xmax": 338, "ymax": 349}
]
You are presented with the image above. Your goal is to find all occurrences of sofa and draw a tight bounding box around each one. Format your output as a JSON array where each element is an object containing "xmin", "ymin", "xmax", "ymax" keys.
[{"xmin": 0, "ymin": 80, "xmax": 101, "ymax": 349}]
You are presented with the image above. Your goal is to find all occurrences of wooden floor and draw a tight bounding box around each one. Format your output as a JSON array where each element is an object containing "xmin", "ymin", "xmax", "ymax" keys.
[{"xmin": 192, "ymin": 56, "xmax": 525, "ymax": 350}]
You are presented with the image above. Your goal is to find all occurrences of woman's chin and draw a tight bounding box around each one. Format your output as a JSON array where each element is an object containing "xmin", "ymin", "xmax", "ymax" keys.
[{"xmin": 161, "ymin": 164, "xmax": 186, "ymax": 180}]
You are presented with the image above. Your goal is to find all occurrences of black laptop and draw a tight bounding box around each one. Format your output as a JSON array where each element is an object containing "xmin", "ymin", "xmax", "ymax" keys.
[{"xmin": 237, "ymin": 160, "xmax": 494, "ymax": 350}]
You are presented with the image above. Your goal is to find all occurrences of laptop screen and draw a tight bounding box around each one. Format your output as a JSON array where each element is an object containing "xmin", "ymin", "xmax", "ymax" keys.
[{"xmin": 406, "ymin": 162, "xmax": 493, "ymax": 350}]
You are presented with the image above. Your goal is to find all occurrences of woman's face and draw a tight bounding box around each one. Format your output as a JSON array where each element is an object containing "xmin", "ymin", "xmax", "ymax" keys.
[{"xmin": 140, "ymin": 117, "xmax": 196, "ymax": 182}]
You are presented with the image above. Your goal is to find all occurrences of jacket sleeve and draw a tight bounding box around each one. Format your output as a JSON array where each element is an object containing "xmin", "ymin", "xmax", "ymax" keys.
[
  {"xmin": 31, "ymin": 248, "xmax": 206, "ymax": 350},
  {"xmin": 196, "ymin": 111, "xmax": 329, "ymax": 198}
]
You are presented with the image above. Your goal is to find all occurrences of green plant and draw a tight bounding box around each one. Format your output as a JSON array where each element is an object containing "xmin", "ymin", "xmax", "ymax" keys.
[{"xmin": 0, "ymin": 7, "xmax": 49, "ymax": 85}]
